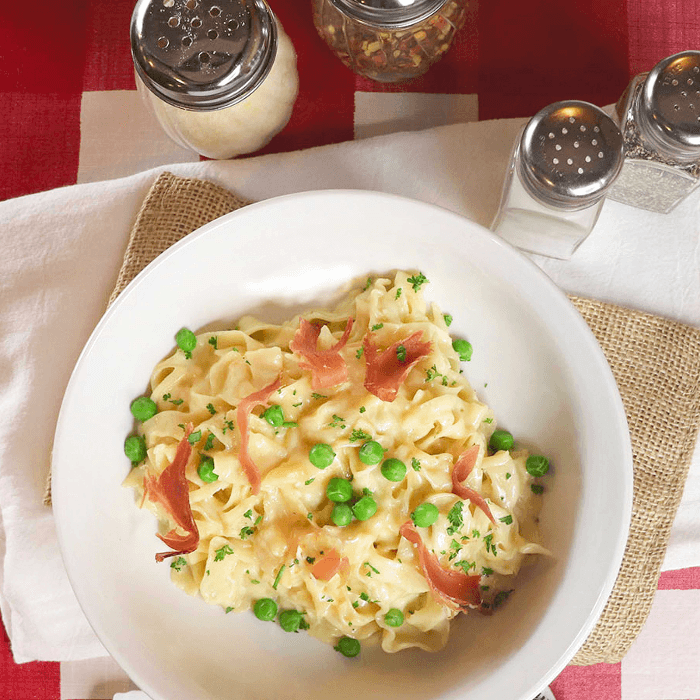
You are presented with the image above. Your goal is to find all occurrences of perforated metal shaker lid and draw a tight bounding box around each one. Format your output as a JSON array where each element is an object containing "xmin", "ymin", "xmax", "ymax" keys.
[
  {"xmin": 328, "ymin": 0, "xmax": 447, "ymax": 28},
  {"xmin": 131, "ymin": 0, "xmax": 277, "ymax": 111},
  {"xmin": 518, "ymin": 101, "xmax": 624, "ymax": 210},
  {"xmin": 637, "ymin": 50, "xmax": 700, "ymax": 161}
]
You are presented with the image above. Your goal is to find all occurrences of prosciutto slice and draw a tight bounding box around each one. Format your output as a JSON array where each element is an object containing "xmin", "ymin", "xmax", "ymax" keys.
[
  {"xmin": 451, "ymin": 445, "xmax": 496, "ymax": 525},
  {"xmin": 289, "ymin": 318, "xmax": 353, "ymax": 390},
  {"xmin": 310, "ymin": 549, "xmax": 348, "ymax": 581},
  {"xmin": 363, "ymin": 331, "xmax": 432, "ymax": 402},
  {"xmin": 399, "ymin": 522, "xmax": 481, "ymax": 610},
  {"xmin": 144, "ymin": 424, "xmax": 200, "ymax": 562},
  {"xmin": 237, "ymin": 378, "xmax": 282, "ymax": 494}
]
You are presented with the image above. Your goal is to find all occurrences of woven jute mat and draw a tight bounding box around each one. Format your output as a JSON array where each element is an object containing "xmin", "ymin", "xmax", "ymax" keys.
[{"xmin": 48, "ymin": 172, "xmax": 700, "ymax": 666}]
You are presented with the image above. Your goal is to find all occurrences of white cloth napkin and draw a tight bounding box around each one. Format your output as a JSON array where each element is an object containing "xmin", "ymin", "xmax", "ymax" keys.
[{"xmin": 1, "ymin": 118, "xmax": 699, "ymax": 664}]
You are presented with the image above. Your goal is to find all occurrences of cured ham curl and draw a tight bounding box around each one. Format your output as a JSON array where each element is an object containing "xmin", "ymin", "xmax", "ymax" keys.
[
  {"xmin": 237, "ymin": 378, "xmax": 282, "ymax": 494},
  {"xmin": 363, "ymin": 331, "xmax": 432, "ymax": 402},
  {"xmin": 399, "ymin": 522, "xmax": 481, "ymax": 610},
  {"xmin": 310, "ymin": 549, "xmax": 348, "ymax": 581},
  {"xmin": 290, "ymin": 318, "xmax": 353, "ymax": 390},
  {"xmin": 451, "ymin": 445, "xmax": 496, "ymax": 525},
  {"xmin": 144, "ymin": 423, "xmax": 199, "ymax": 562}
]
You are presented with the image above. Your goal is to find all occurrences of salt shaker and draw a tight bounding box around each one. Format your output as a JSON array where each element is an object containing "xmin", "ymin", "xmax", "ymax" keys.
[
  {"xmin": 491, "ymin": 101, "xmax": 624, "ymax": 260},
  {"xmin": 131, "ymin": 0, "xmax": 299, "ymax": 160},
  {"xmin": 606, "ymin": 50, "xmax": 700, "ymax": 213},
  {"xmin": 311, "ymin": 0, "xmax": 468, "ymax": 83}
]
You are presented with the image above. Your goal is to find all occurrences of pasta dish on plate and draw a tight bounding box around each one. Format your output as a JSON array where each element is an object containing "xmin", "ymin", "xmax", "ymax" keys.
[{"xmin": 123, "ymin": 271, "xmax": 550, "ymax": 655}]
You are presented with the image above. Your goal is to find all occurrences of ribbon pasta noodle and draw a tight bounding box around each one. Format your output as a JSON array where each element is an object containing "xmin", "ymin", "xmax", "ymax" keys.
[{"xmin": 124, "ymin": 271, "xmax": 549, "ymax": 654}]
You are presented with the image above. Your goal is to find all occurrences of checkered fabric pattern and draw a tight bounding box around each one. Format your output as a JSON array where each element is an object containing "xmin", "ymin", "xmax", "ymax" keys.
[{"xmin": 1, "ymin": 0, "xmax": 699, "ymax": 698}]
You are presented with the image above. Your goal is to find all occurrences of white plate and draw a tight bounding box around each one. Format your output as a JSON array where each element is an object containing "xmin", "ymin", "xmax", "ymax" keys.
[{"xmin": 53, "ymin": 190, "xmax": 632, "ymax": 700}]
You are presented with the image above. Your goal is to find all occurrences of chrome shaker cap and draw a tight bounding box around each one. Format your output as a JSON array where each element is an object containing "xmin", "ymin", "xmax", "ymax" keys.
[
  {"xmin": 328, "ymin": 0, "xmax": 446, "ymax": 28},
  {"xmin": 518, "ymin": 101, "xmax": 624, "ymax": 210},
  {"xmin": 638, "ymin": 50, "xmax": 700, "ymax": 160},
  {"xmin": 131, "ymin": 0, "xmax": 277, "ymax": 111}
]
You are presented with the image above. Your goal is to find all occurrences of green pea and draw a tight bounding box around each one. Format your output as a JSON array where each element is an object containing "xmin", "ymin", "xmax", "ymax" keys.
[
  {"xmin": 411, "ymin": 502, "xmax": 439, "ymax": 528},
  {"xmin": 130, "ymin": 396, "xmax": 157, "ymax": 422},
  {"xmin": 124, "ymin": 435, "xmax": 147, "ymax": 463},
  {"xmin": 198, "ymin": 455, "xmax": 219, "ymax": 483},
  {"xmin": 358, "ymin": 440, "xmax": 383, "ymax": 465},
  {"xmin": 381, "ymin": 458, "xmax": 406, "ymax": 482},
  {"xmin": 489, "ymin": 429, "xmax": 514, "ymax": 452},
  {"xmin": 452, "ymin": 339, "xmax": 473, "ymax": 362},
  {"xmin": 526, "ymin": 455, "xmax": 550, "ymax": 477},
  {"xmin": 352, "ymin": 495, "xmax": 377, "ymax": 521},
  {"xmin": 331, "ymin": 503, "xmax": 353, "ymax": 527},
  {"xmin": 309, "ymin": 443, "xmax": 336, "ymax": 469},
  {"xmin": 384, "ymin": 608, "xmax": 404, "ymax": 627},
  {"xmin": 278, "ymin": 609, "xmax": 303, "ymax": 633},
  {"xmin": 175, "ymin": 327, "xmax": 197, "ymax": 353},
  {"xmin": 334, "ymin": 636, "xmax": 361, "ymax": 657},
  {"xmin": 253, "ymin": 598, "xmax": 278, "ymax": 621},
  {"xmin": 262, "ymin": 405, "xmax": 284, "ymax": 427},
  {"xmin": 326, "ymin": 477, "xmax": 353, "ymax": 503}
]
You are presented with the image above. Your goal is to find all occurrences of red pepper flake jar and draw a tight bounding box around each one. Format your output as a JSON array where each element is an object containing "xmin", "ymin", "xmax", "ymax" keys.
[{"xmin": 311, "ymin": 0, "xmax": 468, "ymax": 83}]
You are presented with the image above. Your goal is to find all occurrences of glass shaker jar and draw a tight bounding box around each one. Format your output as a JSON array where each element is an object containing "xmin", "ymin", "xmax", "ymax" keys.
[
  {"xmin": 131, "ymin": 0, "xmax": 299, "ymax": 160},
  {"xmin": 311, "ymin": 0, "xmax": 468, "ymax": 83},
  {"xmin": 607, "ymin": 50, "xmax": 700, "ymax": 213},
  {"xmin": 491, "ymin": 101, "xmax": 624, "ymax": 260}
]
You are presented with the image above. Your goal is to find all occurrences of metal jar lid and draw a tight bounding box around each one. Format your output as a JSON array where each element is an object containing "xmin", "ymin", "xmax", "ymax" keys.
[
  {"xmin": 637, "ymin": 50, "xmax": 700, "ymax": 161},
  {"xmin": 327, "ymin": 0, "xmax": 447, "ymax": 29},
  {"xmin": 518, "ymin": 100, "xmax": 624, "ymax": 210},
  {"xmin": 131, "ymin": 0, "xmax": 277, "ymax": 111}
]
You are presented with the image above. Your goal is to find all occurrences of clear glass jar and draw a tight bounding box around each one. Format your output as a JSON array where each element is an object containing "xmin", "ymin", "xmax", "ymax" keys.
[
  {"xmin": 311, "ymin": 0, "xmax": 468, "ymax": 83},
  {"xmin": 492, "ymin": 101, "xmax": 624, "ymax": 260},
  {"xmin": 606, "ymin": 51, "xmax": 700, "ymax": 213},
  {"xmin": 131, "ymin": 0, "xmax": 299, "ymax": 160}
]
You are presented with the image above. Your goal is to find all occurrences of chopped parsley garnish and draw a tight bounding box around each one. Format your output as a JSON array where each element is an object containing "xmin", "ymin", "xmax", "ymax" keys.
[
  {"xmin": 446, "ymin": 500, "xmax": 464, "ymax": 535},
  {"xmin": 356, "ymin": 347, "xmax": 364, "ymax": 359},
  {"xmin": 306, "ymin": 556, "xmax": 316, "ymax": 564},
  {"xmin": 493, "ymin": 590, "xmax": 512, "ymax": 609},
  {"xmin": 307, "ymin": 512, "xmax": 313, "ymax": 520},
  {"xmin": 359, "ymin": 406, "xmax": 366, "ymax": 413},
  {"xmin": 443, "ymin": 314, "xmax": 453, "ymax": 327},
  {"xmin": 239, "ymin": 526, "xmax": 254, "ymax": 539},
  {"xmin": 214, "ymin": 544, "xmax": 234, "ymax": 561},
  {"xmin": 225, "ymin": 606, "xmax": 234, "ymax": 613},
  {"xmin": 206, "ymin": 403, "xmax": 217, "ymax": 415},
  {"xmin": 411, "ymin": 457, "xmax": 421, "ymax": 471},
  {"xmin": 455, "ymin": 560, "xmax": 476, "ymax": 573},
  {"xmin": 483, "ymin": 533, "xmax": 497, "ymax": 556},
  {"xmin": 187, "ymin": 430, "xmax": 202, "ymax": 445},
  {"xmin": 243, "ymin": 509, "xmax": 253, "ymax": 519},
  {"xmin": 505, "ymin": 472, "xmax": 512, "ymax": 480},
  {"xmin": 163, "ymin": 393, "xmax": 183, "ymax": 406},
  {"xmin": 222, "ymin": 419, "xmax": 235, "ymax": 434},
  {"xmin": 203, "ymin": 432, "xmax": 215, "ymax": 451},
  {"xmin": 481, "ymin": 567, "xmax": 494, "ymax": 576},
  {"xmin": 483, "ymin": 417, "xmax": 493, "ymax": 424},
  {"xmin": 292, "ymin": 401, "xmax": 303, "ymax": 407},
  {"xmin": 364, "ymin": 562, "xmax": 380, "ymax": 575},
  {"xmin": 311, "ymin": 393, "xmax": 328, "ymax": 400},
  {"xmin": 349, "ymin": 428, "xmax": 371, "ymax": 442},
  {"xmin": 499, "ymin": 515, "xmax": 513, "ymax": 525},
  {"xmin": 170, "ymin": 557, "xmax": 187, "ymax": 572},
  {"xmin": 329, "ymin": 414, "xmax": 346, "ymax": 429},
  {"xmin": 208, "ymin": 336, "xmax": 218, "ymax": 349},
  {"xmin": 395, "ymin": 288, "xmax": 402, "ymax": 299},
  {"xmin": 363, "ymin": 277, "xmax": 373, "ymax": 291},
  {"xmin": 531, "ymin": 484, "xmax": 545, "ymax": 495},
  {"xmin": 272, "ymin": 565, "xmax": 285, "ymax": 590},
  {"xmin": 371, "ymin": 323, "xmax": 384, "ymax": 331},
  {"xmin": 407, "ymin": 272, "xmax": 428, "ymax": 292},
  {"xmin": 304, "ymin": 477, "xmax": 315, "ymax": 485},
  {"xmin": 472, "ymin": 529, "xmax": 480, "ymax": 538},
  {"xmin": 396, "ymin": 344, "xmax": 407, "ymax": 362},
  {"xmin": 282, "ymin": 421, "xmax": 298, "ymax": 428}
]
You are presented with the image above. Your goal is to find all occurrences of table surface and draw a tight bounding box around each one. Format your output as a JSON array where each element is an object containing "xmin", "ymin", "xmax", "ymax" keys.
[{"xmin": 2, "ymin": 0, "xmax": 700, "ymax": 699}]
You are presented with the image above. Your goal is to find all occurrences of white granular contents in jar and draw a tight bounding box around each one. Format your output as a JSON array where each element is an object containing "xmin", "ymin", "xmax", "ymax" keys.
[{"xmin": 146, "ymin": 24, "xmax": 299, "ymax": 159}]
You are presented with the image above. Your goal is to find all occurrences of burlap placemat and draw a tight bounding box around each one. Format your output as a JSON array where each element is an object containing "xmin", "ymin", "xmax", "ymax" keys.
[{"xmin": 48, "ymin": 172, "xmax": 700, "ymax": 666}]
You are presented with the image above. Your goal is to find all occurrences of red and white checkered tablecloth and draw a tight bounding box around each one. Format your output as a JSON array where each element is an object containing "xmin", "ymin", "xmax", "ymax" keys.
[{"xmin": 2, "ymin": 0, "xmax": 700, "ymax": 698}]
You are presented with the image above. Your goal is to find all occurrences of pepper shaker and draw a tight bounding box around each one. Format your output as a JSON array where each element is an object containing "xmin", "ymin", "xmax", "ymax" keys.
[
  {"xmin": 491, "ymin": 101, "xmax": 624, "ymax": 260},
  {"xmin": 606, "ymin": 51, "xmax": 700, "ymax": 213},
  {"xmin": 311, "ymin": 0, "xmax": 468, "ymax": 83},
  {"xmin": 131, "ymin": 0, "xmax": 299, "ymax": 160}
]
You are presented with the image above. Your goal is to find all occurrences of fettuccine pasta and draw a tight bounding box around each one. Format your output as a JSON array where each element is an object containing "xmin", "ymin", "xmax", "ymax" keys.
[{"xmin": 124, "ymin": 271, "xmax": 549, "ymax": 654}]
